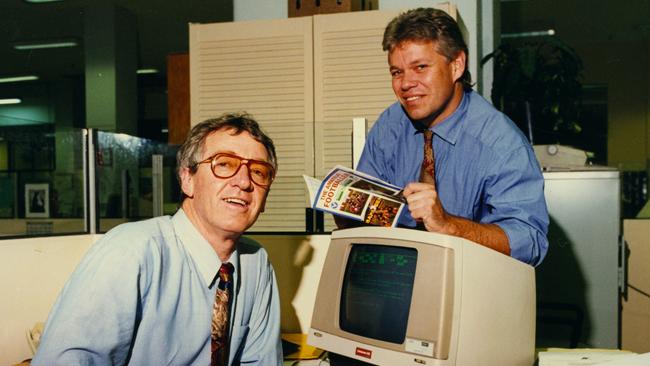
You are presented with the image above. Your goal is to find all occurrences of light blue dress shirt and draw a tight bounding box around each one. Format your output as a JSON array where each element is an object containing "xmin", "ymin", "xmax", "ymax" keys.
[
  {"xmin": 32, "ymin": 209, "xmax": 282, "ymax": 365},
  {"xmin": 357, "ymin": 90, "xmax": 549, "ymax": 266}
]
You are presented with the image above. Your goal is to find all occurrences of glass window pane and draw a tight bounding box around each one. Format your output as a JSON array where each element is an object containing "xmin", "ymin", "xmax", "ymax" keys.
[
  {"xmin": 96, "ymin": 131, "xmax": 179, "ymax": 233},
  {"xmin": 0, "ymin": 123, "xmax": 86, "ymax": 237}
]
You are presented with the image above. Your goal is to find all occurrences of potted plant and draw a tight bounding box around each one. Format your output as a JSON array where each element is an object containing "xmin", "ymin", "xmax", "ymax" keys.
[{"xmin": 481, "ymin": 38, "xmax": 584, "ymax": 146}]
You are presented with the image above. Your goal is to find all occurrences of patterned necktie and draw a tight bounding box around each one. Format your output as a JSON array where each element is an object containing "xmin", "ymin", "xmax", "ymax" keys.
[
  {"xmin": 419, "ymin": 129, "xmax": 435, "ymax": 185},
  {"xmin": 212, "ymin": 262, "xmax": 234, "ymax": 366}
]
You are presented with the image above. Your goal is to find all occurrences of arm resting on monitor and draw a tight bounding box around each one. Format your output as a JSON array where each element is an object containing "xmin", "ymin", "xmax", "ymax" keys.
[
  {"xmin": 403, "ymin": 182, "xmax": 510, "ymax": 256},
  {"xmin": 433, "ymin": 215, "xmax": 510, "ymax": 256}
]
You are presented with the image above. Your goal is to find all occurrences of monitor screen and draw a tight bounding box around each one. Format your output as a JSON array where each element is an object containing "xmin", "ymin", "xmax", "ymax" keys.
[{"xmin": 340, "ymin": 244, "xmax": 418, "ymax": 344}]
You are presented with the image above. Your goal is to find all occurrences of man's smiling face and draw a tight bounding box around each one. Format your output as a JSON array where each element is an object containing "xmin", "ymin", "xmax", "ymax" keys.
[
  {"xmin": 388, "ymin": 39, "xmax": 464, "ymax": 127},
  {"xmin": 180, "ymin": 127, "xmax": 271, "ymax": 239}
]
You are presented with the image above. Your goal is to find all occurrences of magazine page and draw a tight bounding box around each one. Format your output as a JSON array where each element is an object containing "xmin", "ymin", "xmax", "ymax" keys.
[
  {"xmin": 303, "ymin": 174, "xmax": 322, "ymax": 206},
  {"xmin": 307, "ymin": 166, "xmax": 406, "ymax": 227}
]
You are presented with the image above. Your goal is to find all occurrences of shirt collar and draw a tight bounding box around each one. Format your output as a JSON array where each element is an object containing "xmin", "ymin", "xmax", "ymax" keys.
[
  {"xmin": 172, "ymin": 208, "xmax": 239, "ymax": 288},
  {"xmin": 429, "ymin": 90, "xmax": 469, "ymax": 145}
]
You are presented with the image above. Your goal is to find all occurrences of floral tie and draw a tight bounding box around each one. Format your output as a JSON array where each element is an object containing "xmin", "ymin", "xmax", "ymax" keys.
[
  {"xmin": 419, "ymin": 129, "xmax": 435, "ymax": 185},
  {"xmin": 211, "ymin": 262, "xmax": 234, "ymax": 366}
]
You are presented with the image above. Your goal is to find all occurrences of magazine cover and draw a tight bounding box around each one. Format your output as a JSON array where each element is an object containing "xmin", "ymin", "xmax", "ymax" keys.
[{"xmin": 303, "ymin": 166, "xmax": 405, "ymax": 227}]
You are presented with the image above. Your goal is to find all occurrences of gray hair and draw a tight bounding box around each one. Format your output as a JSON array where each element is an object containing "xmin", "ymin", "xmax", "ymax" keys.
[{"xmin": 176, "ymin": 112, "xmax": 277, "ymax": 193}]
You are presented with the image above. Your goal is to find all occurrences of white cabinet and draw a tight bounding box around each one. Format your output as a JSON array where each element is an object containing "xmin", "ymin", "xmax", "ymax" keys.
[{"xmin": 537, "ymin": 169, "xmax": 621, "ymax": 348}]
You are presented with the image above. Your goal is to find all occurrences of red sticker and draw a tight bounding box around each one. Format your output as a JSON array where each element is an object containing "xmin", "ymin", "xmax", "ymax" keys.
[{"xmin": 355, "ymin": 347, "xmax": 372, "ymax": 359}]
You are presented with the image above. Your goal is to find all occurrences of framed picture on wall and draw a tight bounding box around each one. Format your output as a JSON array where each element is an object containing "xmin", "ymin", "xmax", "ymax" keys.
[{"xmin": 25, "ymin": 183, "xmax": 49, "ymax": 218}]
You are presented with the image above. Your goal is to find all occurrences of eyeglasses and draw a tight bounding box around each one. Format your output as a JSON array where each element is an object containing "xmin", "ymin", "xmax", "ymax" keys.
[{"xmin": 194, "ymin": 152, "xmax": 275, "ymax": 188}]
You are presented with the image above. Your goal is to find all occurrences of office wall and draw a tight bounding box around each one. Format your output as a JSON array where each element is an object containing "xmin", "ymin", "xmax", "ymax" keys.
[
  {"xmin": 499, "ymin": 0, "xmax": 650, "ymax": 172},
  {"xmin": 577, "ymin": 39, "xmax": 650, "ymax": 171},
  {"xmin": 234, "ymin": 0, "xmax": 287, "ymax": 20}
]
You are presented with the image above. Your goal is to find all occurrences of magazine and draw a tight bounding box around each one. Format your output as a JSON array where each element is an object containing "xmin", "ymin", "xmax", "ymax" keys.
[{"xmin": 303, "ymin": 165, "xmax": 405, "ymax": 227}]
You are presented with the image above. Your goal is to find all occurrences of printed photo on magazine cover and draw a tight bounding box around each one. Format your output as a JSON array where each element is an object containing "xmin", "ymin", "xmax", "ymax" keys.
[{"xmin": 364, "ymin": 196, "xmax": 402, "ymax": 227}]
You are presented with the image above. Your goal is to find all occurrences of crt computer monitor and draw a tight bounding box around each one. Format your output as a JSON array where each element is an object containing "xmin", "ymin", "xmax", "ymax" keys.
[{"xmin": 307, "ymin": 227, "xmax": 536, "ymax": 366}]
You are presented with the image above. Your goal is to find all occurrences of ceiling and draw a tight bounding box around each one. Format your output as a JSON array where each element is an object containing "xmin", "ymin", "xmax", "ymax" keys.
[
  {"xmin": 0, "ymin": 0, "xmax": 233, "ymax": 82},
  {"xmin": 2, "ymin": 0, "xmax": 647, "ymax": 84}
]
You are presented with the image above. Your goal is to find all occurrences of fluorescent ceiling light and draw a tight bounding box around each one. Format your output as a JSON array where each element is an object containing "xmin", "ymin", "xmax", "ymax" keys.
[
  {"xmin": 137, "ymin": 68, "xmax": 159, "ymax": 75},
  {"xmin": 502, "ymin": 29, "xmax": 556, "ymax": 39},
  {"xmin": 0, "ymin": 75, "xmax": 39, "ymax": 83},
  {"xmin": 0, "ymin": 99, "xmax": 22, "ymax": 105},
  {"xmin": 14, "ymin": 40, "xmax": 78, "ymax": 50}
]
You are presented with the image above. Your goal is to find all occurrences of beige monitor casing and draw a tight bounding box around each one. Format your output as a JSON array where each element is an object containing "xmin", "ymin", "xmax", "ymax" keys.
[{"xmin": 308, "ymin": 227, "xmax": 535, "ymax": 366}]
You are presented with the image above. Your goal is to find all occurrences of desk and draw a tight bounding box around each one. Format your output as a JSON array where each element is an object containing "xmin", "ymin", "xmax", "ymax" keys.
[
  {"xmin": 537, "ymin": 348, "xmax": 643, "ymax": 366},
  {"xmin": 282, "ymin": 333, "xmax": 325, "ymax": 364}
]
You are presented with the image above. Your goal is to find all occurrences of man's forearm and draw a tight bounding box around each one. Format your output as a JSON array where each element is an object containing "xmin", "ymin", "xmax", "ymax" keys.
[{"xmin": 439, "ymin": 215, "xmax": 510, "ymax": 256}]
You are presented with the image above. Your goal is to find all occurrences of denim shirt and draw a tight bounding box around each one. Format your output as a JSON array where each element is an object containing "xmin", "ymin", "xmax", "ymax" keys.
[{"xmin": 357, "ymin": 91, "xmax": 549, "ymax": 266}]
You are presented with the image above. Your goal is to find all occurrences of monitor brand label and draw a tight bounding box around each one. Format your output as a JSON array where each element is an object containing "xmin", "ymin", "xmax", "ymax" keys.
[
  {"xmin": 355, "ymin": 347, "xmax": 372, "ymax": 359},
  {"xmin": 405, "ymin": 338, "xmax": 435, "ymax": 357}
]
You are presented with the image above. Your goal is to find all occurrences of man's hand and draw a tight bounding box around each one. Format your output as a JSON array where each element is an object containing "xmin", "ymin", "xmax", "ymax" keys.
[
  {"xmin": 403, "ymin": 181, "xmax": 510, "ymax": 256},
  {"xmin": 403, "ymin": 182, "xmax": 453, "ymax": 234}
]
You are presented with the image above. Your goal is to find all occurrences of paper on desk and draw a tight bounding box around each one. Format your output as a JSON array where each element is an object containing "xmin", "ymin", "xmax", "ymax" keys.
[
  {"xmin": 597, "ymin": 352, "xmax": 650, "ymax": 365},
  {"xmin": 538, "ymin": 349, "xmax": 635, "ymax": 366},
  {"xmin": 281, "ymin": 333, "xmax": 325, "ymax": 360}
]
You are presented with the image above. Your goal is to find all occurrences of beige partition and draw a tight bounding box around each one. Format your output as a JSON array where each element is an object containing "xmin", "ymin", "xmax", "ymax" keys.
[
  {"xmin": 0, "ymin": 234, "xmax": 102, "ymax": 365},
  {"xmin": 190, "ymin": 17, "xmax": 315, "ymax": 231},
  {"xmin": 622, "ymin": 219, "xmax": 650, "ymax": 353}
]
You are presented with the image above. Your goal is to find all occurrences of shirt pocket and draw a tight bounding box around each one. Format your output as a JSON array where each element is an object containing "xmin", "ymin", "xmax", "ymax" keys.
[{"xmin": 230, "ymin": 324, "xmax": 250, "ymax": 362}]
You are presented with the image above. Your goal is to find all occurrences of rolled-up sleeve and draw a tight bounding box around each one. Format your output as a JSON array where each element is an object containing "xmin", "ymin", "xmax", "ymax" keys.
[{"xmin": 482, "ymin": 146, "xmax": 549, "ymax": 266}]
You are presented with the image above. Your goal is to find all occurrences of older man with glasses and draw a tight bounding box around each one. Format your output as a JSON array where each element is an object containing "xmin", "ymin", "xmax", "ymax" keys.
[{"xmin": 33, "ymin": 113, "xmax": 283, "ymax": 366}]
